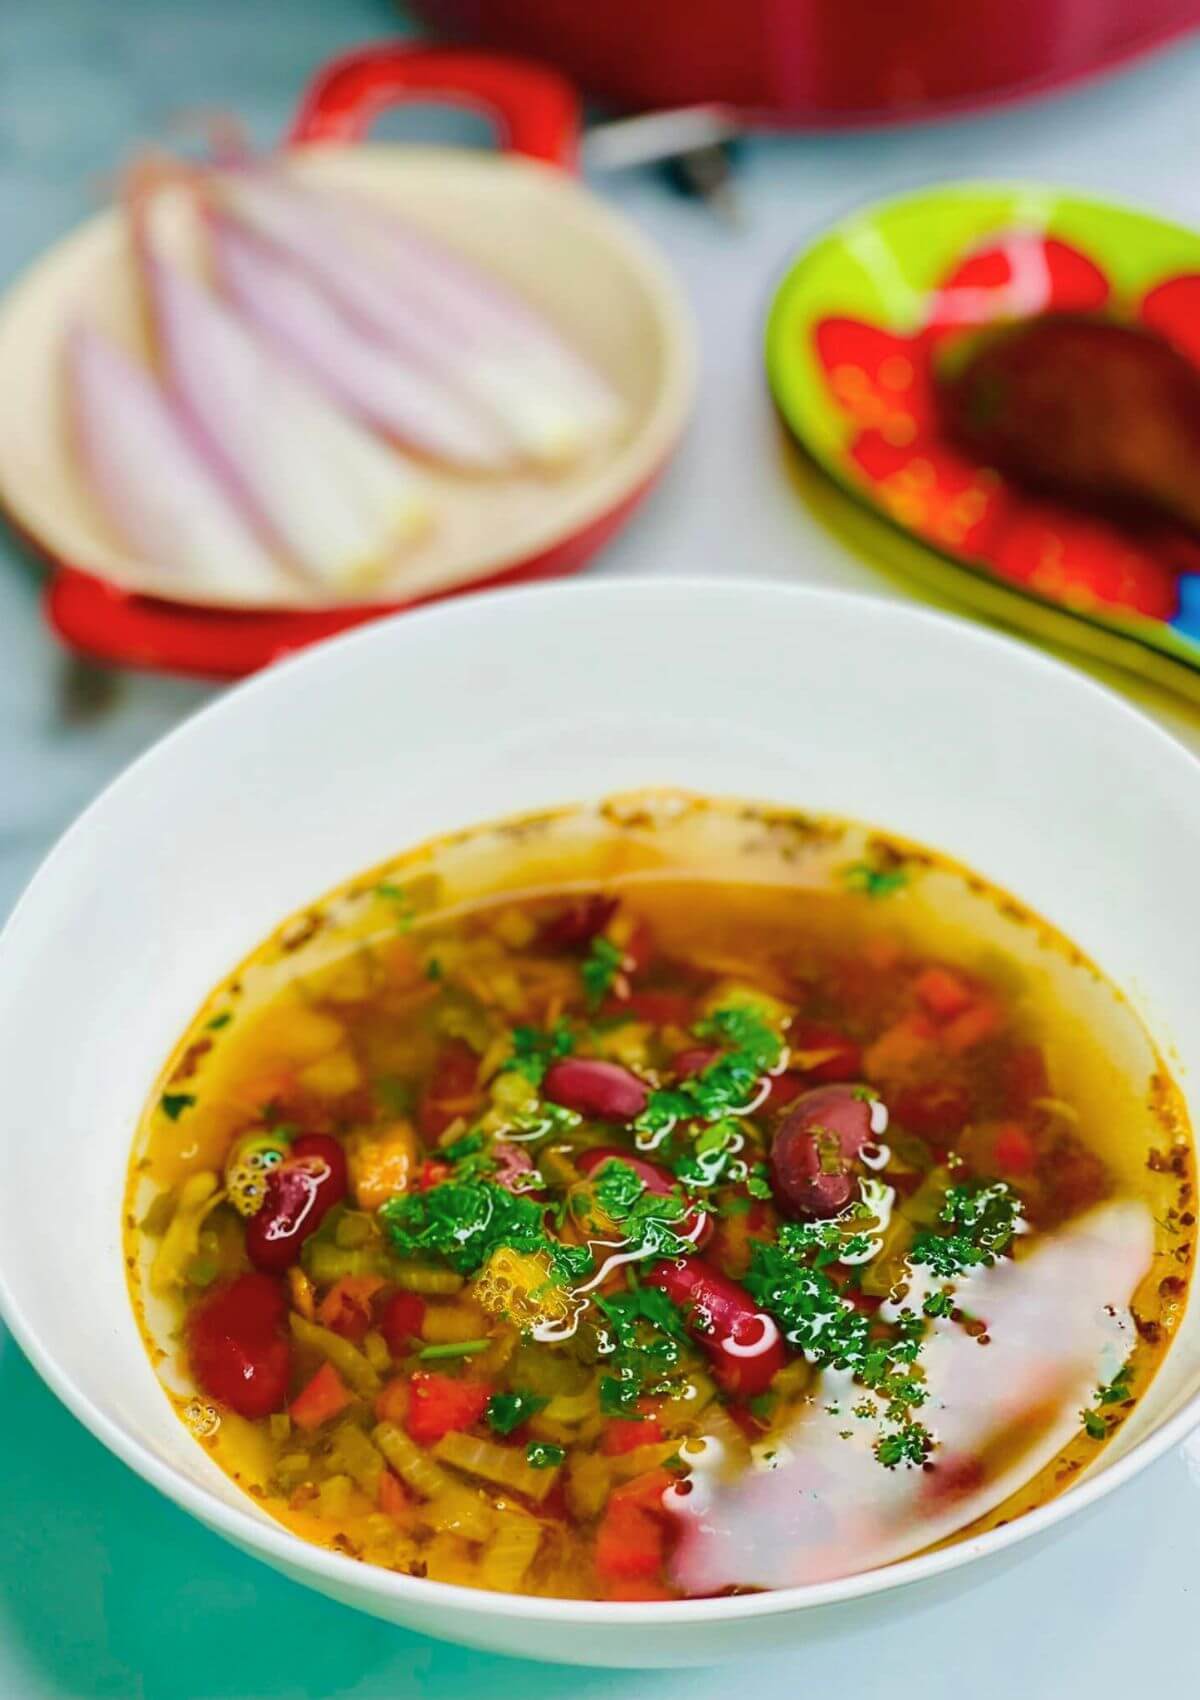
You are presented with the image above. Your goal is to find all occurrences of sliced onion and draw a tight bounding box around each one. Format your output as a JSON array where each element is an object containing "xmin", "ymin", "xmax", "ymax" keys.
[
  {"xmin": 137, "ymin": 202, "xmax": 431, "ymax": 590},
  {"xmin": 211, "ymin": 215, "xmax": 515, "ymax": 472},
  {"xmin": 211, "ymin": 169, "xmax": 625, "ymax": 470},
  {"xmin": 67, "ymin": 323, "xmax": 285, "ymax": 596}
]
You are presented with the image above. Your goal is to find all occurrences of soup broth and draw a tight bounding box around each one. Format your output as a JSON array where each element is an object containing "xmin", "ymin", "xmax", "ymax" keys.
[{"xmin": 125, "ymin": 794, "xmax": 1193, "ymax": 1600}]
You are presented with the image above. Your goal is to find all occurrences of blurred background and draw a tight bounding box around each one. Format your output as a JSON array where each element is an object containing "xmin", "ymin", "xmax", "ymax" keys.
[{"xmin": 6, "ymin": 2, "xmax": 1200, "ymax": 1695}]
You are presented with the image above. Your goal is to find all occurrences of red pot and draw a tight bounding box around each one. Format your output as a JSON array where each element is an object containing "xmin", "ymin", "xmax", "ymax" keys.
[{"xmin": 412, "ymin": 0, "xmax": 1200, "ymax": 125}]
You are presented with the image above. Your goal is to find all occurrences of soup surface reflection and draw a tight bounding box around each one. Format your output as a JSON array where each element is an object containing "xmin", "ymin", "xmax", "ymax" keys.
[{"xmin": 125, "ymin": 796, "xmax": 1193, "ymax": 1599}]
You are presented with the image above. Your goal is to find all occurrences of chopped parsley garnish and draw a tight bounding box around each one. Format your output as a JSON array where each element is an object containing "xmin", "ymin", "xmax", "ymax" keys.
[
  {"xmin": 160, "ymin": 1091, "xmax": 196, "ymax": 1121},
  {"xmin": 581, "ymin": 935, "xmax": 624, "ymax": 1009},
  {"xmin": 875, "ymin": 1422, "xmax": 932, "ymax": 1468},
  {"xmin": 502, "ymin": 1020, "xmax": 575, "ymax": 1086},
  {"xmin": 1082, "ymin": 1362, "xmax": 1134, "ymax": 1440},
  {"xmin": 1098, "ymin": 1364, "xmax": 1133, "ymax": 1405},
  {"xmin": 909, "ymin": 1181, "xmax": 1022, "ymax": 1277},
  {"xmin": 1082, "ymin": 1409, "xmax": 1109, "ymax": 1441},
  {"xmin": 673, "ymin": 1118, "xmax": 747, "ymax": 1191},
  {"xmin": 381, "ymin": 1178, "xmax": 591, "ymax": 1282},
  {"xmin": 746, "ymin": 1224, "xmax": 932, "ymax": 1469},
  {"xmin": 487, "ymin": 1390, "xmax": 548, "ymax": 1435},
  {"xmin": 583, "ymin": 1159, "xmax": 698, "ymax": 1260},
  {"xmin": 635, "ymin": 1003, "xmax": 784, "ymax": 1136},
  {"xmin": 842, "ymin": 862, "xmax": 909, "ymax": 899},
  {"xmin": 596, "ymin": 1283, "xmax": 691, "ymax": 1414},
  {"xmin": 922, "ymin": 1288, "xmax": 955, "ymax": 1318},
  {"xmin": 439, "ymin": 1129, "xmax": 486, "ymax": 1167},
  {"xmin": 525, "ymin": 1441, "xmax": 565, "ymax": 1469},
  {"xmin": 204, "ymin": 1012, "xmax": 232, "ymax": 1031}
]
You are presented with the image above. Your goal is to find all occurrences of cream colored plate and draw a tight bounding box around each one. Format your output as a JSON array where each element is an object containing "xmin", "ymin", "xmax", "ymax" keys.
[{"xmin": 0, "ymin": 145, "xmax": 696, "ymax": 611}]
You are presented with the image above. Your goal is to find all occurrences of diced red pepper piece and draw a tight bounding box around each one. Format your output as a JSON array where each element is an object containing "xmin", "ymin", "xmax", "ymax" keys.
[
  {"xmin": 601, "ymin": 1410, "xmax": 665, "ymax": 1456},
  {"xmin": 913, "ymin": 966, "xmax": 974, "ymax": 1021},
  {"xmin": 403, "ymin": 1371, "xmax": 493, "ymax": 1447},
  {"xmin": 1000, "ymin": 1044, "xmax": 1050, "ymax": 1114},
  {"xmin": 892, "ymin": 1079, "xmax": 973, "ymax": 1141},
  {"xmin": 290, "ymin": 1361, "xmax": 352, "ymax": 1430},
  {"xmin": 993, "ymin": 1121, "xmax": 1037, "ymax": 1177},
  {"xmin": 788, "ymin": 1020, "xmax": 862, "ymax": 1083},
  {"xmin": 417, "ymin": 1039, "xmax": 480, "ymax": 1142},
  {"xmin": 603, "ymin": 989, "xmax": 696, "ymax": 1027},
  {"xmin": 379, "ymin": 1290, "xmax": 427, "ymax": 1356}
]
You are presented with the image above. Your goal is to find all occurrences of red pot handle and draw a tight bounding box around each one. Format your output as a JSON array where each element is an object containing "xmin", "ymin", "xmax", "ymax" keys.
[
  {"xmin": 289, "ymin": 42, "xmax": 579, "ymax": 167},
  {"xmin": 46, "ymin": 45, "xmax": 582, "ymax": 678}
]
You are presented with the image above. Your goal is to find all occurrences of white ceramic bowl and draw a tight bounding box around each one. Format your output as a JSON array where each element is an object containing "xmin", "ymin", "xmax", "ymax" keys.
[{"xmin": 0, "ymin": 579, "xmax": 1197, "ymax": 1667}]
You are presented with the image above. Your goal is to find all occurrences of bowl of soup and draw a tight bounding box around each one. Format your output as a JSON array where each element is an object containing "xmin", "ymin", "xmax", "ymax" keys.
[{"xmin": 0, "ymin": 579, "xmax": 1196, "ymax": 1666}]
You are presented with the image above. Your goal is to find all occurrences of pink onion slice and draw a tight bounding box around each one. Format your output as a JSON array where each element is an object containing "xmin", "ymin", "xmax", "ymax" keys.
[
  {"xmin": 212, "ymin": 169, "xmax": 626, "ymax": 470},
  {"xmin": 67, "ymin": 323, "xmax": 286, "ymax": 597},
  {"xmin": 211, "ymin": 216, "xmax": 515, "ymax": 473},
  {"xmin": 137, "ymin": 202, "xmax": 432, "ymax": 591}
]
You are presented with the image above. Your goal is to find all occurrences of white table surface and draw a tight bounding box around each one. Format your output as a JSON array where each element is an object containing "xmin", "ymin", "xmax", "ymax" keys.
[{"xmin": 3, "ymin": 3, "xmax": 1200, "ymax": 1694}]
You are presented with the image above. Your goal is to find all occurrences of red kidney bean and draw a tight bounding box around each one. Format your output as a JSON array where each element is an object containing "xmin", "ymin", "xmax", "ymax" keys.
[
  {"xmin": 187, "ymin": 1272, "xmax": 291, "ymax": 1418},
  {"xmin": 245, "ymin": 1133, "xmax": 348, "ymax": 1272},
  {"xmin": 543, "ymin": 1058, "xmax": 648, "ymax": 1122},
  {"xmin": 492, "ymin": 1141, "xmax": 545, "ymax": 1196},
  {"xmin": 671, "ymin": 1046, "xmax": 720, "ymax": 1081},
  {"xmin": 645, "ymin": 1257, "xmax": 787, "ymax": 1397},
  {"xmin": 576, "ymin": 1146, "xmax": 711, "ymax": 1247},
  {"xmin": 770, "ymin": 1084, "xmax": 877, "ymax": 1220},
  {"xmin": 538, "ymin": 895, "xmax": 619, "ymax": 951}
]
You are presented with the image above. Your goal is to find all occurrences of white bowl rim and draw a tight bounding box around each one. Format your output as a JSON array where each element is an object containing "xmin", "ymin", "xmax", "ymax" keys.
[{"xmin": 2, "ymin": 576, "xmax": 1199, "ymax": 1626}]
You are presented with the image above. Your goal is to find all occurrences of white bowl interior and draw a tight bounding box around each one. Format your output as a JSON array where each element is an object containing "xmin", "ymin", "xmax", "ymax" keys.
[
  {"xmin": 0, "ymin": 580, "xmax": 1196, "ymax": 1664},
  {"xmin": 0, "ymin": 145, "xmax": 695, "ymax": 610}
]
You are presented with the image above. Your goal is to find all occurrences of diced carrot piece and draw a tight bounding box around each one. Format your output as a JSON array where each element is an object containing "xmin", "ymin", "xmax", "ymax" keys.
[
  {"xmin": 610, "ymin": 1468, "xmax": 673, "ymax": 1511},
  {"xmin": 862, "ymin": 932, "xmax": 904, "ymax": 972},
  {"xmin": 994, "ymin": 1121, "xmax": 1037, "ymax": 1176},
  {"xmin": 864, "ymin": 1012, "xmax": 936, "ymax": 1077},
  {"xmin": 290, "ymin": 1361, "xmax": 352, "ymax": 1430},
  {"xmin": 605, "ymin": 1579, "xmax": 675, "ymax": 1601},
  {"xmin": 377, "ymin": 1469, "xmax": 409, "ymax": 1520},
  {"xmin": 595, "ymin": 1501, "xmax": 665, "ymax": 1583},
  {"xmin": 317, "ymin": 1275, "xmax": 384, "ymax": 1343},
  {"xmin": 374, "ymin": 1377, "xmax": 410, "ymax": 1426},
  {"xmin": 941, "ymin": 1000, "xmax": 1001, "ymax": 1054},
  {"xmin": 404, "ymin": 1371, "xmax": 493, "ymax": 1447},
  {"xmin": 913, "ymin": 966, "xmax": 974, "ymax": 1021},
  {"xmin": 602, "ymin": 1409, "xmax": 665, "ymax": 1456}
]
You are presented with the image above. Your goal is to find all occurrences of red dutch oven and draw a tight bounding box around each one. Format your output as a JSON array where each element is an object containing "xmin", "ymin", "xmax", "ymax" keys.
[{"xmin": 413, "ymin": 0, "xmax": 1200, "ymax": 125}]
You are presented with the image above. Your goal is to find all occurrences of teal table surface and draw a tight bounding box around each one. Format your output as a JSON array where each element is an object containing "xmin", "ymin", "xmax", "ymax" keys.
[{"xmin": 5, "ymin": 2, "xmax": 1200, "ymax": 1695}]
